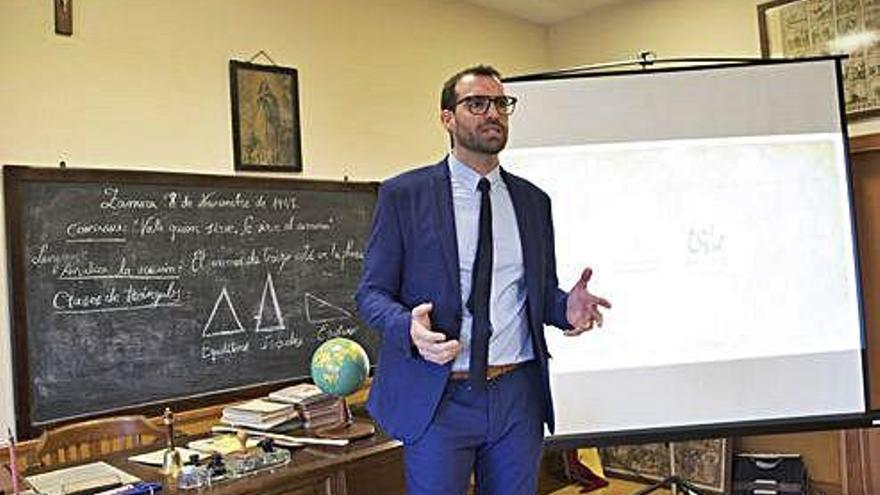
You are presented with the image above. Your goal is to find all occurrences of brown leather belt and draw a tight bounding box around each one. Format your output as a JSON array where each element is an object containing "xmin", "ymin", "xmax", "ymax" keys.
[{"xmin": 449, "ymin": 362, "xmax": 521, "ymax": 382}]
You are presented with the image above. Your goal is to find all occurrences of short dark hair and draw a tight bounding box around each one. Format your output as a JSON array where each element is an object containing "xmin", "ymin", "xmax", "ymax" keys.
[{"xmin": 440, "ymin": 65, "xmax": 503, "ymax": 111}]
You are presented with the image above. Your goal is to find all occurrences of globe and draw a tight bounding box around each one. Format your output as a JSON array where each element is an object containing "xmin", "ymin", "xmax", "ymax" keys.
[{"xmin": 310, "ymin": 337, "xmax": 370, "ymax": 397}]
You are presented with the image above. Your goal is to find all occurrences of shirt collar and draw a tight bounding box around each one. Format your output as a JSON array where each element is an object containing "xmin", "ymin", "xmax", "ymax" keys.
[{"xmin": 447, "ymin": 153, "xmax": 504, "ymax": 192}]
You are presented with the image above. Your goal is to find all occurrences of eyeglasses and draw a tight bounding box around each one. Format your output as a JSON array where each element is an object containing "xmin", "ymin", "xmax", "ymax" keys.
[{"xmin": 454, "ymin": 95, "xmax": 518, "ymax": 116}]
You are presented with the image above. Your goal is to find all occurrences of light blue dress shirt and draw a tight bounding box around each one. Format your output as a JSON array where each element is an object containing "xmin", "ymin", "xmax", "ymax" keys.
[{"xmin": 448, "ymin": 153, "xmax": 534, "ymax": 372}]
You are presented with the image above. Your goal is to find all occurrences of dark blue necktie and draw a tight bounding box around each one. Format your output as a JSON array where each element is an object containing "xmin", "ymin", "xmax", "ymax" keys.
[{"xmin": 467, "ymin": 178, "xmax": 492, "ymax": 389}]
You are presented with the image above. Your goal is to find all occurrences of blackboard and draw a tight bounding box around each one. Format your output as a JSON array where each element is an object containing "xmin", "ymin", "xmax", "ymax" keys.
[{"xmin": 4, "ymin": 166, "xmax": 379, "ymax": 439}]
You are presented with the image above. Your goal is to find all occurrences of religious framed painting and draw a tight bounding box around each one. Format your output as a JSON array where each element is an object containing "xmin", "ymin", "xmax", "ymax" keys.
[{"xmin": 229, "ymin": 60, "xmax": 303, "ymax": 172}]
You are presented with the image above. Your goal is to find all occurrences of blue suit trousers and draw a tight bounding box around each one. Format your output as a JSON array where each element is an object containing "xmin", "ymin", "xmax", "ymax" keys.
[{"xmin": 403, "ymin": 362, "xmax": 545, "ymax": 495}]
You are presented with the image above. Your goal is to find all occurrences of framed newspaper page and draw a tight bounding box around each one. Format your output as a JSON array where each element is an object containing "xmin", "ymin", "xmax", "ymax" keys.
[
  {"xmin": 759, "ymin": 0, "xmax": 880, "ymax": 119},
  {"xmin": 600, "ymin": 439, "xmax": 731, "ymax": 494}
]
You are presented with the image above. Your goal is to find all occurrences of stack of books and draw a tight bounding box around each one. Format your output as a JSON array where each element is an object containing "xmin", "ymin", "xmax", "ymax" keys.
[
  {"xmin": 220, "ymin": 398, "xmax": 300, "ymax": 430},
  {"xmin": 268, "ymin": 384, "xmax": 343, "ymax": 429}
]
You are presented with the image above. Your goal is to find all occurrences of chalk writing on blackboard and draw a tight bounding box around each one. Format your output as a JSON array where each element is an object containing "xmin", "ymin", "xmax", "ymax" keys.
[{"xmin": 5, "ymin": 166, "xmax": 378, "ymax": 438}]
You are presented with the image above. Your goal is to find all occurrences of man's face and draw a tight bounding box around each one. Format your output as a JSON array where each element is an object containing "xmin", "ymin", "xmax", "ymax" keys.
[{"xmin": 442, "ymin": 74, "xmax": 509, "ymax": 155}]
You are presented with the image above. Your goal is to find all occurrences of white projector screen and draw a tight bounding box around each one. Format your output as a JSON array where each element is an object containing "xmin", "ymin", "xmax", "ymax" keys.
[{"xmin": 502, "ymin": 59, "xmax": 868, "ymax": 444}]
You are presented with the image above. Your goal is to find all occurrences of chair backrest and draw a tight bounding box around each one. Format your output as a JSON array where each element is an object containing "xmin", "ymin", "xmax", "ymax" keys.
[{"xmin": 33, "ymin": 416, "xmax": 164, "ymax": 467}]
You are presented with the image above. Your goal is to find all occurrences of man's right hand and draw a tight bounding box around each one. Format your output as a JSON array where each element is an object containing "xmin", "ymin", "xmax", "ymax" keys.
[{"xmin": 410, "ymin": 302, "xmax": 461, "ymax": 364}]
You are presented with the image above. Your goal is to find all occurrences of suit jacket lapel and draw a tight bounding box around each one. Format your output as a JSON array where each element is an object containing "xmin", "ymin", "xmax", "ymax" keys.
[
  {"xmin": 502, "ymin": 169, "xmax": 542, "ymax": 333},
  {"xmin": 431, "ymin": 160, "xmax": 462, "ymax": 309}
]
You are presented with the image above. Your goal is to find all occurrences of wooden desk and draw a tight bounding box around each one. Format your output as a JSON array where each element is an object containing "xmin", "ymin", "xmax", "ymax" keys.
[{"xmin": 17, "ymin": 433, "xmax": 404, "ymax": 495}]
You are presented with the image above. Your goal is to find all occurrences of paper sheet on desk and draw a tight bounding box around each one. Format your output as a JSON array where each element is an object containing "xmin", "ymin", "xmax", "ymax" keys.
[
  {"xmin": 26, "ymin": 461, "xmax": 139, "ymax": 495},
  {"xmin": 127, "ymin": 447, "xmax": 209, "ymax": 466}
]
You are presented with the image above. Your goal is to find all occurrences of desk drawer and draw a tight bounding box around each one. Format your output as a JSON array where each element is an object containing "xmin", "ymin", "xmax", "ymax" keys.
[{"xmin": 346, "ymin": 446, "xmax": 405, "ymax": 495}]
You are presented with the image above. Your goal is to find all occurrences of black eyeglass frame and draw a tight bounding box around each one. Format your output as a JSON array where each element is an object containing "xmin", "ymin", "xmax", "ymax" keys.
[{"xmin": 453, "ymin": 95, "xmax": 519, "ymax": 116}]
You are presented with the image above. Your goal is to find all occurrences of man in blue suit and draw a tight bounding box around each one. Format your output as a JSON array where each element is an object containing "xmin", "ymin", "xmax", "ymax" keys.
[{"xmin": 356, "ymin": 65, "xmax": 610, "ymax": 495}]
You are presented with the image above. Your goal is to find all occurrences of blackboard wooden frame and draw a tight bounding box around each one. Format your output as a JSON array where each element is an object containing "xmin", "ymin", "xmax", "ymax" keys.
[{"xmin": 4, "ymin": 165, "xmax": 378, "ymax": 439}]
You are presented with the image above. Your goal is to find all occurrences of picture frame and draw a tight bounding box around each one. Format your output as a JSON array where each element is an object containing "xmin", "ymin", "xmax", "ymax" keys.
[
  {"xmin": 599, "ymin": 442, "xmax": 671, "ymax": 485},
  {"xmin": 600, "ymin": 438, "xmax": 731, "ymax": 494},
  {"xmin": 757, "ymin": 0, "xmax": 880, "ymax": 119},
  {"xmin": 229, "ymin": 60, "xmax": 303, "ymax": 172},
  {"xmin": 54, "ymin": 0, "xmax": 72, "ymax": 36}
]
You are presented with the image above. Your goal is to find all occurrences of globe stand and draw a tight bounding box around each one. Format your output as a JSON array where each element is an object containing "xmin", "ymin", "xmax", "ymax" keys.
[
  {"xmin": 315, "ymin": 397, "xmax": 375, "ymax": 440},
  {"xmin": 310, "ymin": 337, "xmax": 375, "ymax": 441}
]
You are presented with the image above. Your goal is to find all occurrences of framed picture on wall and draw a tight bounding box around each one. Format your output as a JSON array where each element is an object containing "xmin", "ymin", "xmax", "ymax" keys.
[
  {"xmin": 758, "ymin": 0, "xmax": 880, "ymax": 119},
  {"xmin": 600, "ymin": 438, "xmax": 731, "ymax": 494},
  {"xmin": 54, "ymin": 0, "xmax": 72, "ymax": 36},
  {"xmin": 600, "ymin": 442, "xmax": 671, "ymax": 485},
  {"xmin": 229, "ymin": 60, "xmax": 303, "ymax": 172}
]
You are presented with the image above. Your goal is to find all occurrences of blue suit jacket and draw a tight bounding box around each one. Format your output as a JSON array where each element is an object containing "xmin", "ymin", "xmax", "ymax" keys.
[{"xmin": 355, "ymin": 158, "xmax": 571, "ymax": 443}]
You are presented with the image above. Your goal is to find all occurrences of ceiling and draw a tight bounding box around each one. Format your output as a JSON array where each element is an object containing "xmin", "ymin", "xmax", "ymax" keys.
[{"xmin": 460, "ymin": 0, "xmax": 627, "ymax": 25}]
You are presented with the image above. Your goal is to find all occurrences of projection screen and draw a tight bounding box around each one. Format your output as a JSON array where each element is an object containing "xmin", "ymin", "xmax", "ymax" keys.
[{"xmin": 502, "ymin": 59, "xmax": 869, "ymax": 444}]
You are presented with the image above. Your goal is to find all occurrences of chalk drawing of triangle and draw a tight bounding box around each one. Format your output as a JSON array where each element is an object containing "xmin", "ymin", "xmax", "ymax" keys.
[
  {"xmin": 305, "ymin": 292, "xmax": 354, "ymax": 324},
  {"xmin": 203, "ymin": 286, "xmax": 246, "ymax": 337},
  {"xmin": 255, "ymin": 272, "xmax": 286, "ymax": 333}
]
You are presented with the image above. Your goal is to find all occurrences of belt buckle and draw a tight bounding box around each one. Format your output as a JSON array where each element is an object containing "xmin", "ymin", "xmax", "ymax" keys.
[
  {"xmin": 486, "ymin": 366, "xmax": 502, "ymax": 381},
  {"xmin": 449, "ymin": 371, "xmax": 469, "ymax": 381},
  {"xmin": 449, "ymin": 363, "xmax": 519, "ymax": 382},
  {"xmin": 487, "ymin": 363, "xmax": 516, "ymax": 381}
]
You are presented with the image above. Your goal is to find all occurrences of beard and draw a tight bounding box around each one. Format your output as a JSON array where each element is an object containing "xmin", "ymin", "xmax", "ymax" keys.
[{"xmin": 454, "ymin": 121, "xmax": 508, "ymax": 155}]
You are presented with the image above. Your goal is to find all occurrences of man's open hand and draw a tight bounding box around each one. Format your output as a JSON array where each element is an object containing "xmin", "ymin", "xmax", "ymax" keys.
[{"xmin": 564, "ymin": 268, "xmax": 611, "ymax": 336}]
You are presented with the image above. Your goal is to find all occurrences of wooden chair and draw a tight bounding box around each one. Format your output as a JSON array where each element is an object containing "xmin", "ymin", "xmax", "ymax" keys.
[{"xmin": 32, "ymin": 416, "xmax": 164, "ymax": 467}]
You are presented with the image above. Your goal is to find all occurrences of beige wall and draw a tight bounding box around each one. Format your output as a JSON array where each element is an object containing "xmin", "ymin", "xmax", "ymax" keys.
[
  {"xmin": 549, "ymin": 0, "xmax": 760, "ymax": 67},
  {"xmin": 0, "ymin": 0, "xmax": 547, "ymax": 437},
  {"xmin": 0, "ymin": 0, "xmax": 547, "ymax": 179},
  {"xmin": 548, "ymin": 0, "xmax": 880, "ymax": 136}
]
